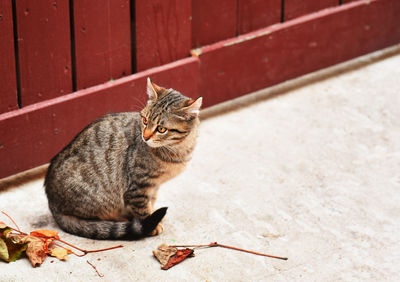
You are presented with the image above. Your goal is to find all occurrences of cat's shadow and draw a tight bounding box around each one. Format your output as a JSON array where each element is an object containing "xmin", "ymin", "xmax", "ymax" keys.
[{"xmin": 30, "ymin": 214, "xmax": 58, "ymax": 229}]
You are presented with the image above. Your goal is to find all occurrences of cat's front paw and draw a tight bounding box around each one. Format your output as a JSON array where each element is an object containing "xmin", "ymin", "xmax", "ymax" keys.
[{"xmin": 149, "ymin": 223, "xmax": 164, "ymax": 236}]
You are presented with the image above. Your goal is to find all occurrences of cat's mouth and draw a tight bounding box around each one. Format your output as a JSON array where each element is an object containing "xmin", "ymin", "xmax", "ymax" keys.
[
  {"xmin": 142, "ymin": 136, "xmax": 162, "ymax": 148},
  {"xmin": 142, "ymin": 135, "xmax": 179, "ymax": 148}
]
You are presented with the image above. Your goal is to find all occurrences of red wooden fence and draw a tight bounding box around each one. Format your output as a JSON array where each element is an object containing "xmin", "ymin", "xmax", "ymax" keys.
[
  {"xmin": 284, "ymin": 0, "xmax": 338, "ymax": 20},
  {"xmin": 1, "ymin": 0, "xmax": 399, "ymax": 179},
  {"xmin": 237, "ymin": 0, "xmax": 281, "ymax": 35},
  {"xmin": 136, "ymin": 0, "xmax": 191, "ymax": 71},
  {"xmin": 73, "ymin": 0, "xmax": 132, "ymax": 90},
  {"xmin": 192, "ymin": 0, "xmax": 237, "ymax": 48},
  {"xmin": 15, "ymin": 0, "xmax": 73, "ymax": 107},
  {"xmin": 0, "ymin": 0, "xmax": 18, "ymax": 113}
]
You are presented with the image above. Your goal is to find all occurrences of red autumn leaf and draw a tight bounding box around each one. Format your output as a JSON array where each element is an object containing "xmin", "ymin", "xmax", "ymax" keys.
[
  {"xmin": 161, "ymin": 248, "xmax": 194, "ymax": 270},
  {"xmin": 153, "ymin": 244, "xmax": 194, "ymax": 270}
]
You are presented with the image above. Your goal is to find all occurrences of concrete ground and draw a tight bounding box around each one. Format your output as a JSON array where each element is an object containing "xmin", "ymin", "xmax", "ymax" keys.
[{"xmin": 1, "ymin": 45, "xmax": 400, "ymax": 281}]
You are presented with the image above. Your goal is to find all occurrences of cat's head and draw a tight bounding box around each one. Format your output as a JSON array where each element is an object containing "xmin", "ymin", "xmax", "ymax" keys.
[{"xmin": 140, "ymin": 78, "xmax": 202, "ymax": 148}]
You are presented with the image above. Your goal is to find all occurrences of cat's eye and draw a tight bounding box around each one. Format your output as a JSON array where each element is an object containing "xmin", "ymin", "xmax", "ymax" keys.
[
  {"xmin": 157, "ymin": 126, "xmax": 167, "ymax": 133},
  {"xmin": 142, "ymin": 116, "xmax": 148, "ymax": 125}
]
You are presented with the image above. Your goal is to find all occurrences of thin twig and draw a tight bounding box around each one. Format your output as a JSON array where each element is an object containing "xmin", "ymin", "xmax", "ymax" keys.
[
  {"xmin": 170, "ymin": 242, "xmax": 288, "ymax": 261},
  {"xmin": 87, "ymin": 260, "xmax": 104, "ymax": 277},
  {"xmin": 7, "ymin": 226, "xmax": 27, "ymax": 235},
  {"xmin": 170, "ymin": 243, "xmax": 215, "ymax": 249},
  {"xmin": 217, "ymin": 243, "xmax": 288, "ymax": 260},
  {"xmin": 56, "ymin": 238, "xmax": 123, "ymax": 256},
  {"xmin": 1, "ymin": 211, "xmax": 21, "ymax": 231}
]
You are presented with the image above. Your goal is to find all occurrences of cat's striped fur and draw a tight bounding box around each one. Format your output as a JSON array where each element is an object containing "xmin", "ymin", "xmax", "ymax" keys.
[{"xmin": 45, "ymin": 78, "xmax": 202, "ymax": 239}]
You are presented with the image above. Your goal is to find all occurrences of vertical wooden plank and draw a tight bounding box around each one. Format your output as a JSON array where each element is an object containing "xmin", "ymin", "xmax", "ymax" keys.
[
  {"xmin": 192, "ymin": 0, "xmax": 237, "ymax": 48},
  {"xmin": 0, "ymin": 0, "xmax": 18, "ymax": 113},
  {"xmin": 284, "ymin": 0, "xmax": 338, "ymax": 21},
  {"xmin": 237, "ymin": 0, "xmax": 281, "ymax": 35},
  {"xmin": 73, "ymin": 0, "xmax": 131, "ymax": 90},
  {"xmin": 135, "ymin": 0, "xmax": 191, "ymax": 72},
  {"xmin": 15, "ymin": 0, "xmax": 72, "ymax": 107}
]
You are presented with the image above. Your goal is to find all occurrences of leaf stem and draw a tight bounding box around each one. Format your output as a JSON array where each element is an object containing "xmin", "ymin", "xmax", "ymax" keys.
[
  {"xmin": 1, "ymin": 211, "xmax": 21, "ymax": 231},
  {"xmin": 56, "ymin": 238, "xmax": 123, "ymax": 256},
  {"xmin": 87, "ymin": 260, "xmax": 104, "ymax": 277},
  {"xmin": 8, "ymin": 226, "xmax": 27, "ymax": 235},
  {"xmin": 170, "ymin": 242, "xmax": 288, "ymax": 261}
]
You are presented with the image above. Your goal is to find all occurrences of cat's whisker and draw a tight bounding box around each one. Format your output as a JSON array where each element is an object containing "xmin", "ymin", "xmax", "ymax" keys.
[{"xmin": 129, "ymin": 96, "xmax": 146, "ymax": 111}]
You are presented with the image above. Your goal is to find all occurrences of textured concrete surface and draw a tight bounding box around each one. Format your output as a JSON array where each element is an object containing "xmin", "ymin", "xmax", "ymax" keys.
[{"xmin": 1, "ymin": 46, "xmax": 400, "ymax": 281}]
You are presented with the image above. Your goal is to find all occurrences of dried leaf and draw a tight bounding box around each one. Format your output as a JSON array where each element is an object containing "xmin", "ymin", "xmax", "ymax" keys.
[
  {"xmin": 0, "ymin": 238, "xmax": 9, "ymax": 261},
  {"xmin": 1, "ymin": 214, "xmax": 122, "ymax": 268},
  {"xmin": 8, "ymin": 233, "xmax": 47, "ymax": 267},
  {"xmin": 49, "ymin": 247, "xmax": 69, "ymax": 260},
  {"xmin": 161, "ymin": 249, "xmax": 194, "ymax": 270},
  {"xmin": 0, "ymin": 231, "xmax": 28, "ymax": 263},
  {"xmin": 0, "ymin": 223, "xmax": 11, "ymax": 236},
  {"xmin": 25, "ymin": 236, "xmax": 47, "ymax": 267},
  {"xmin": 153, "ymin": 243, "xmax": 194, "ymax": 270},
  {"xmin": 30, "ymin": 229, "xmax": 60, "ymax": 257},
  {"xmin": 153, "ymin": 244, "xmax": 177, "ymax": 266},
  {"xmin": 4, "ymin": 241, "xmax": 28, "ymax": 262},
  {"xmin": 30, "ymin": 229, "xmax": 60, "ymax": 240}
]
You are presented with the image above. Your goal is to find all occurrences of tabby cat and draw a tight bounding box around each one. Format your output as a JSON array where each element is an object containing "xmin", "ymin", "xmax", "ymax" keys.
[{"xmin": 45, "ymin": 78, "xmax": 202, "ymax": 239}]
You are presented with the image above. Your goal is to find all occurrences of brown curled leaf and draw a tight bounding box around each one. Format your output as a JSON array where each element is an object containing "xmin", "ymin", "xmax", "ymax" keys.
[
  {"xmin": 25, "ymin": 237, "xmax": 48, "ymax": 267},
  {"xmin": 9, "ymin": 234, "xmax": 48, "ymax": 267},
  {"xmin": 0, "ymin": 234, "xmax": 28, "ymax": 263},
  {"xmin": 161, "ymin": 248, "xmax": 194, "ymax": 270},
  {"xmin": 1, "ymin": 213, "xmax": 122, "ymax": 267},
  {"xmin": 153, "ymin": 244, "xmax": 177, "ymax": 267},
  {"xmin": 153, "ymin": 243, "xmax": 194, "ymax": 270}
]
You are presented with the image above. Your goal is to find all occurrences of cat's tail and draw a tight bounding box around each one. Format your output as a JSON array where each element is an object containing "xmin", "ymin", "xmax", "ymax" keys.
[{"xmin": 51, "ymin": 207, "xmax": 168, "ymax": 240}]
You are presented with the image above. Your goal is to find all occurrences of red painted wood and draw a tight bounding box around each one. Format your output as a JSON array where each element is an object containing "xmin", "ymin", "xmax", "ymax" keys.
[
  {"xmin": 73, "ymin": 0, "xmax": 131, "ymax": 90},
  {"xmin": 198, "ymin": 0, "xmax": 400, "ymax": 107},
  {"xmin": 135, "ymin": 0, "xmax": 191, "ymax": 72},
  {"xmin": 15, "ymin": 0, "xmax": 72, "ymax": 107},
  {"xmin": 284, "ymin": 0, "xmax": 338, "ymax": 21},
  {"xmin": 237, "ymin": 0, "xmax": 281, "ymax": 34},
  {"xmin": 192, "ymin": 0, "xmax": 237, "ymax": 48},
  {"xmin": 342, "ymin": 0, "xmax": 359, "ymax": 3},
  {"xmin": 0, "ymin": 57, "xmax": 199, "ymax": 179},
  {"xmin": 0, "ymin": 0, "xmax": 18, "ymax": 113}
]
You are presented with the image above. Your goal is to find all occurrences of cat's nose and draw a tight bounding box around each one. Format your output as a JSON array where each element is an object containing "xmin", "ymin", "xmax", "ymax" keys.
[{"xmin": 143, "ymin": 129, "xmax": 153, "ymax": 141}]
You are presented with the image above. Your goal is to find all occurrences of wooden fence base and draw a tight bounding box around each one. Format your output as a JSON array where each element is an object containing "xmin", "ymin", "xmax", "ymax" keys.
[
  {"xmin": 196, "ymin": 0, "xmax": 400, "ymax": 107},
  {"xmin": 1, "ymin": 0, "xmax": 399, "ymax": 179}
]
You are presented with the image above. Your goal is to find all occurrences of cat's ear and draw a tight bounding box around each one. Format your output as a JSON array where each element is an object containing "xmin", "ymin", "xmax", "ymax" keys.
[
  {"xmin": 182, "ymin": 97, "xmax": 203, "ymax": 119},
  {"xmin": 146, "ymin": 77, "xmax": 160, "ymax": 100}
]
